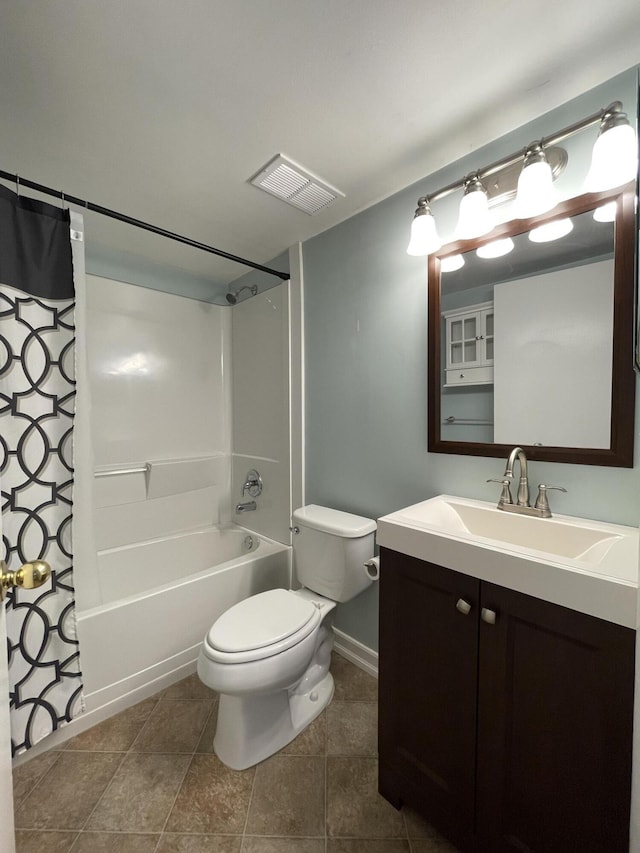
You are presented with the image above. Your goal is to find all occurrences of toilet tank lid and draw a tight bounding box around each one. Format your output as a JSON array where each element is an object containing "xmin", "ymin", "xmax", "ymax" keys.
[{"xmin": 292, "ymin": 505, "xmax": 376, "ymax": 538}]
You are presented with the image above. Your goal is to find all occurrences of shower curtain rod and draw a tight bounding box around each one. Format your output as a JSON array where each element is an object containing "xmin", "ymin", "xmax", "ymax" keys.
[{"xmin": 0, "ymin": 169, "xmax": 290, "ymax": 281}]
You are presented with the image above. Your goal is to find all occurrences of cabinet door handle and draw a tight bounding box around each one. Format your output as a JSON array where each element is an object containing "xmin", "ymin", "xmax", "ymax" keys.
[
  {"xmin": 481, "ymin": 607, "xmax": 497, "ymax": 625},
  {"xmin": 456, "ymin": 598, "xmax": 472, "ymax": 616}
]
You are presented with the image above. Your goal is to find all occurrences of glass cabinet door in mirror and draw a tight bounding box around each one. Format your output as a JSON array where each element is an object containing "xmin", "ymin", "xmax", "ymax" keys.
[{"xmin": 427, "ymin": 185, "xmax": 636, "ymax": 467}]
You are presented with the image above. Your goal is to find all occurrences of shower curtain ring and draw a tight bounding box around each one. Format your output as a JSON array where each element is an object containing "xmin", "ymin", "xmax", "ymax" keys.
[
  {"xmin": 61, "ymin": 191, "xmax": 65, "ymax": 209},
  {"xmin": 15, "ymin": 174, "xmax": 20, "ymax": 197}
]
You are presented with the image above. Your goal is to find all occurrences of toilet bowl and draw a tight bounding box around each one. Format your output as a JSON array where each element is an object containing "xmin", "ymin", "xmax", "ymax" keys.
[
  {"xmin": 198, "ymin": 587, "xmax": 336, "ymax": 768},
  {"xmin": 197, "ymin": 505, "xmax": 376, "ymax": 769}
]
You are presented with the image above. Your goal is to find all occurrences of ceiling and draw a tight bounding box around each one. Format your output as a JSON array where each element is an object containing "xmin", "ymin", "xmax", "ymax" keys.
[{"xmin": 1, "ymin": 0, "xmax": 639, "ymax": 296}]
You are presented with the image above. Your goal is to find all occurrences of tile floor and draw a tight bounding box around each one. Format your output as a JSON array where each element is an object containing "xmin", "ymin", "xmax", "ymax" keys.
[{"xmin": 12, "ymin": 652, "xmax": 458, "ymax": 853}]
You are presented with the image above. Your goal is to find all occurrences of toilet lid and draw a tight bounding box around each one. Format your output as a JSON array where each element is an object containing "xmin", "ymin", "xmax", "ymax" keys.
[{"xmin": 207, "ymin": 589, "xmax": 319, "ymax": 654}]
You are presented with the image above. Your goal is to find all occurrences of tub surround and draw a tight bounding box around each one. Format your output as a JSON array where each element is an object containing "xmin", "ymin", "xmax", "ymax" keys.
[
  {"xmin": 46, "ymin": 275, "xmax": 299, "ymax": 768},
  {"xmin": 77, "ymin": 275, "xmax": 232, "ymax": 613},
  {"xmin": 231, "ymin": 282, "xmax": 293, "ymax": 545}
]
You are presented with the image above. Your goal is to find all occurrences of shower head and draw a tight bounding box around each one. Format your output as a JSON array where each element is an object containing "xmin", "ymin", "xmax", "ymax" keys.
[{"xmin": 225, "ymin": 285, "xmax": 258, "ymax": 305}]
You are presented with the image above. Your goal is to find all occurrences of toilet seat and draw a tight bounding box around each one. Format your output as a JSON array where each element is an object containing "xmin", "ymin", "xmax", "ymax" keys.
[{"xmin": 203, "ymin": 589, "xmax": 323, "ymax": 664}]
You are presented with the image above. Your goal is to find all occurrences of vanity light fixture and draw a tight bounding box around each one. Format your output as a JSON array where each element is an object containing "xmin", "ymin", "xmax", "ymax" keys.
[
  {"xmin": 440, "ymin": 254, "xmax": 465, "ymax": 272},
  {"xmin": 476, "ymin": 237, "xmax": 515, "ymax": 259},
  {"xmin": 514, "ymin": 143, "xmax": 558, "ymax": 218},
  {"xmin": 407, "ymin": 100, "xmax": 637, "ymax": 257},
  {"xmin": 593, "ymin": 201, "xmax": 617, "ymax": 223},
  {"xmin": 528, "ymin": 217, "xmax": 574, "ymax": 243},
  {"xmin": 455, "ymin": 174, "xmax": 493, "ymax": 240},
  {"xmin": 585, "ymin": 104, "xmax": 638, "ymax": 192},
  {"xmin": 406, "ymin": 197, "xmax": 442, "ymax": 255}
]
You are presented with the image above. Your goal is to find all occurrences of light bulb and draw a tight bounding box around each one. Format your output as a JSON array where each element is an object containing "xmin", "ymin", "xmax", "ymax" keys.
[
  {"xmin": 529, "ymin": 217, "xmax": 573, "ymax": 243},
  {"xmin": 585, "ymin": 114, "xmax": 638, "ymax": 192},
  {"xmin": 456, "ymin": 176, "xmax": 493, "ymax": 239},
  {"xmin": 440, "ymin": 254, "xmax": 465, "ymax": 273},
  {"xmin": 593, "ymin": 202, "xmax": 617, "ymax": 223},
  {"xmin": 476, "ymin": 238, "xmax": 515, "ymax": 259},
  {"xmin": 406, "ymin": 207, "xmax": 442, "ymax": 255},
  {"xmin": 407, "ymin": 213, "xmax": 442, "ymax": 255},
  {"xmin": 515, "ymin": 149, "xmax": 559, "ymax": 218}
]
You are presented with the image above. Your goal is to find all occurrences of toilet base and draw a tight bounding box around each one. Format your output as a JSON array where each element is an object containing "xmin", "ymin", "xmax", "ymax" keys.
[{"xmin": 213, "ymin": 671, "xmax": 334, "ymax": 770}]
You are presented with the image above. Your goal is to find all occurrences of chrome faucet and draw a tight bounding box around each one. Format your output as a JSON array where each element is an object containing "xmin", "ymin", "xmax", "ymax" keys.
[
  {"xmin": 235, "ymin": 500, "xmax": 257, "ymax": 513},
  {"xmin": 487, "ymin": 446, "xmax": 566, "ymax": 518},
  {"xmin": 504, "ymin": 446, "xmax": 529, "ymax": 507}
]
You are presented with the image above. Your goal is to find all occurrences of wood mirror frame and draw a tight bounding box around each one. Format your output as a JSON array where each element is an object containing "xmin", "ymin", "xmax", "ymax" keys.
[{"xmin": 427, "ymin": 184, "xmax": 636, "ymax": 467}]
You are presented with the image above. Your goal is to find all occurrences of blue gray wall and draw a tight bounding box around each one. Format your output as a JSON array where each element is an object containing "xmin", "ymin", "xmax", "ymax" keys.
[{"xmin": 302, "ymin": 67, "xmax": 640, "ymax": 651}]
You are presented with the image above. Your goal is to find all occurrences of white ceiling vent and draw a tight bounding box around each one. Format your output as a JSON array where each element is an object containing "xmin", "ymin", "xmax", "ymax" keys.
[{"xmin": 250, "ymin": 154, "xmax": 345, "ymax": 215}]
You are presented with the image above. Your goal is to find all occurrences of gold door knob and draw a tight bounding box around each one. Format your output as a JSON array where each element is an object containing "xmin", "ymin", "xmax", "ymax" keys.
[{"xmin": 0, "ymin": 559, "xmax": 51, "ymax": 601}]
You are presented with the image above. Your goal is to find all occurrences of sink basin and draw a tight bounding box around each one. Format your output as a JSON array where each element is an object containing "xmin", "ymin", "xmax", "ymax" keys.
[
  {"xmin": 392, "ymin": 497, "xmax": 623, "ymax": 565},
  {"xmin": 377, "ymin": 495, "xmax": 638, "ymax": 628}
]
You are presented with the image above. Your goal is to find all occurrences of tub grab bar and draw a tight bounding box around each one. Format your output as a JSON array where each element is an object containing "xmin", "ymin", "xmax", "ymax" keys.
[{"xmin": 95, "ymin": 464, "xmax": 150, "ymax": 478}]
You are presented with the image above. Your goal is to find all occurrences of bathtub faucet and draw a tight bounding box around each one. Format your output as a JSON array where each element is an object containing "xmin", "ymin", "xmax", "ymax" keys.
[{"xmin": 236, "ymin": 500, "xmax": 257, "ymax": 513}]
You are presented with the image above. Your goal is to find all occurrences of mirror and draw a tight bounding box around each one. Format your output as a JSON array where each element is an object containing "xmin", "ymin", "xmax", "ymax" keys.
[{"xmin": 427, "ymin": 185, "xmax": 636, "ymax": 466}]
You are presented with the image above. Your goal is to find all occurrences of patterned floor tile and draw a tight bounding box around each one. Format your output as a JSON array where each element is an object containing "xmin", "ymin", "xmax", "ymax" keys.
[
  {"xmin": 87, "ymin": 752, "xmax": 191, "ymax": 832},
  {"xmin": 165, "ymin": 754, "xmax": 254, "ymax": 835},
  {"xmin": 246, "ymin": 754, "xmax": 325, "ymax": 837}
]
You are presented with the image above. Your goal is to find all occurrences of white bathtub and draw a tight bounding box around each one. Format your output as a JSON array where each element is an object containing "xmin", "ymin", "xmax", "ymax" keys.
[{"xmin": 76, "ymin": 524, "xmax": 291, "ymax": 713}]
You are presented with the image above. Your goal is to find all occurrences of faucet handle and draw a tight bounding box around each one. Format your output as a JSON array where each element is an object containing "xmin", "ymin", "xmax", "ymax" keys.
[
  {"xmin": 534, "ymin": 484, "xmax": 567, "ymax": 515},
  {"xmin": 487, "ymin": 478, "xmax": 513, "ymax": 507},
  {"xmin": 242, "ymin": 468, "xmax": 263, "ymax": 498}
]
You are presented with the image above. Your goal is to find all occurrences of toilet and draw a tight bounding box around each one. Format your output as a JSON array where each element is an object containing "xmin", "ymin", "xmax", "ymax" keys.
[{"xmin": 197, "ymin": 504, "xmax": 376, "ymax": 769}]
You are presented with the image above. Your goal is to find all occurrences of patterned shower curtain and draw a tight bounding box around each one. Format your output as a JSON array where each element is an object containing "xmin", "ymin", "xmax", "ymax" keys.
[{"xmin": 0, "ymin": 184, "xmax": 84, "ymax": 754}]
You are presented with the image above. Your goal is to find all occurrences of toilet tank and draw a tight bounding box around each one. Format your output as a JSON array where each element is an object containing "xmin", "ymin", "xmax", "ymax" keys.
[{"xmin": 292, "ymin": 505, "xmax": 376, "ymax": 602}]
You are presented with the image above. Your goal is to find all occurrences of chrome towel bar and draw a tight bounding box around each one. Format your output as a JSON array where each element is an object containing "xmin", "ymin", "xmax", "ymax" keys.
[{"xmin": 444, "ymin": 416, "xmax": 493, "ymax": 425}]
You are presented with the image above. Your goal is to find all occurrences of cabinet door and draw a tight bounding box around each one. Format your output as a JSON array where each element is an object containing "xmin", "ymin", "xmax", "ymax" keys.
[
  {"xmin": 446, "ymin": 312, "xmax": 483, "ymax": 369},
  {"xmin": 447, "ymin": 307, "xmax": 494, "ymax": 368},
  {"xmin": 378, "ymin": 549, "xmax": 480, "ymax": 839},
  {"xmin": 476, "ymin": 582, "xmax": 634, "ymax": 853},
  {"xmin": 480, "ymin": 307, "xmax": 493, "ymax": 365}
]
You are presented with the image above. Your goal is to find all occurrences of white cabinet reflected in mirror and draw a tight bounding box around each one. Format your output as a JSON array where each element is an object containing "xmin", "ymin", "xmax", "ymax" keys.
[{"xmin": 428, "ymin": 185, "xmax": 636, "ymax": 467}]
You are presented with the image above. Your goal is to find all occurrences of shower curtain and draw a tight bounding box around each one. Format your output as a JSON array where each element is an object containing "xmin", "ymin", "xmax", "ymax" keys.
[{"xmin": 0, "ymin": 184, "xmax": 84, "ymax": 754}]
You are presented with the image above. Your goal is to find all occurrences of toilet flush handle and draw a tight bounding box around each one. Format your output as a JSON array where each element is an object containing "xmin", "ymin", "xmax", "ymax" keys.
[{"xmin": 289, "ymin": 525, "xmax": 300, "ymax": 535}]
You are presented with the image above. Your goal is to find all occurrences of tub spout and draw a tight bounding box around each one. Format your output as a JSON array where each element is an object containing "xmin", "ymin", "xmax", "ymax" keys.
[{"xmin": 235, "ymin": 500, "xmax": 257, "ymax": 513}]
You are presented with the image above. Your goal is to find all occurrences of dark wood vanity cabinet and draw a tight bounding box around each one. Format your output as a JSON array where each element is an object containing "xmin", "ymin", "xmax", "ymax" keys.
[{"xmin": 378, "ymin": 547, "xmax": 635, "ymax": 853}]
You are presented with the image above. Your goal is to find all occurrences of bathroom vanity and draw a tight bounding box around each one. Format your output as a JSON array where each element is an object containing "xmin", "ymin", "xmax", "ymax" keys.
[{"xmin": 377, "ymin": 496, "xmax": 637, "ymax": 853}]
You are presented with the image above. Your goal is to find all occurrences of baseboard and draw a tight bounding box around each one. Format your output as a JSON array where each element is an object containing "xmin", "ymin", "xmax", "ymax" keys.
[{"xmin": 333, "ymin": 627, "xmax": 378, "ymax": 679}]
